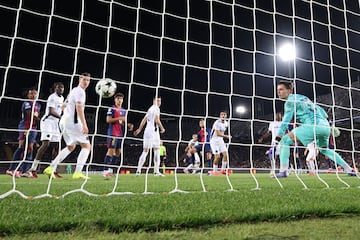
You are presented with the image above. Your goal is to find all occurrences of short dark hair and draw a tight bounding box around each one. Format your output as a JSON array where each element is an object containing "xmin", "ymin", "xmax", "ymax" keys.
[
  {"xmin": 114, "ymin": 92, "xmax": 124, "ymax": 98},
  {"xmin": 278, "ymin": 81, "xmax": 293, "ymax": 90},
  {"xmin": 80, "ymin": 72, "xmax": 91, "ymax": 77}
]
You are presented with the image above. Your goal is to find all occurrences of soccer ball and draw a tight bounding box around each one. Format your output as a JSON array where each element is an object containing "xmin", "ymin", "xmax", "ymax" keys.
[
  {"xmin": 95, "ymin": 78, "xmax": 117, "ymax": 98},
  {"xmin": 331, "ymin": 126, "xmax": 341, "ymax": 137}
]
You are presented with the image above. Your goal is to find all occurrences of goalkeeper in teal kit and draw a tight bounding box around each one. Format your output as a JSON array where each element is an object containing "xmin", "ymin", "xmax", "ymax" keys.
[{"xmin": 275, "ymin": 81, "xmax": 356, "ymax": 178}]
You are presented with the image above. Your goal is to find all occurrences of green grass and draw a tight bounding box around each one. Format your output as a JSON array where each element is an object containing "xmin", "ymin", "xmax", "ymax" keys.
[{"xmin": 0, "ymin": 173, "xmax": 360, "ymax": 239}]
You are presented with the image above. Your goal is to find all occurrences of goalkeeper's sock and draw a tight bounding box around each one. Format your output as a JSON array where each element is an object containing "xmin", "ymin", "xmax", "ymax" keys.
[
  {"xmin": 318, "ymin": 149, "xmax": 353, "ymax": 173},
  {"xmin": 279, "ymin": 135, "xmax": 293, "ymax": 172},
  {"xmin": 51, "ymin": 147, "xmax": 72, "ymax": 171},
  {"xmin": 137, "ymin": 152, "xmax": 148, "ymax": 173},
  {"xmin": 75, "ymin": 148, "xmax": 90, "ymax": 173}
]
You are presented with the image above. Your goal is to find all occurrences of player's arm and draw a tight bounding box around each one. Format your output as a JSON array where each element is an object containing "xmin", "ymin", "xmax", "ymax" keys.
[
  {"xmin": 106, "ymin": 115, "xmax": 125, "ymax": 123},
  {"xmin": 49, "ymin": 107, "xmax": 61, "ymax": 119},
  {"xmin": 215, "ymin": 129, "xmax": 230, "ymax": 139},
  {"xmin": 155, "ymin": 115, "xmax": 165, "ymax": 133},
  {"xmin": 276, "ymin": 100, "xmax": 294, "ymax": 141},
  {"xmin": 258, "ymin": 130, "xmax": 270, "ymax": 143},
  {"xmin": 134, "ymin": 115, "xmax": 147, "ymax": 136},
  {"xmin": 76, "ymin": 101, "xmax": 88, "ymax": 134}
]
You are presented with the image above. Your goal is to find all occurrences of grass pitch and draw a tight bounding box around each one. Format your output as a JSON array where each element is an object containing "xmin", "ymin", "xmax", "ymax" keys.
[{"xmin": 0, "ymin": 173, "xmax": 360, "ymax": 238}]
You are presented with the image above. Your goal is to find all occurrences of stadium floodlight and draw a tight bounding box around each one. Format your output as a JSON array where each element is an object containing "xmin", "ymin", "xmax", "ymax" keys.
[
  {"xmin": 278, "ymin": 43, "xmax": 296, "ymax": 61},
  {"xmin": 236, "ymin": 105, "xmax": 246, "ymax": 114}
]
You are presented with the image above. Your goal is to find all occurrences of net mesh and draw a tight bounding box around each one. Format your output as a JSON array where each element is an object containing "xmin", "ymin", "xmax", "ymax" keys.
[{"xmin": 0, "ymin": 0, "xmax": 360, "ymax": 199}]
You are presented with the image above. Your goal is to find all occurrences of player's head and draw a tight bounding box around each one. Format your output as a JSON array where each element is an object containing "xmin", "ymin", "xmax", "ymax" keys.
[
  {"xmin": 277, "ymin": 81, "xmax": 293, "ymax": 100},
  {"xmin": 53, "ymin": 82, "xmax": 64, "ymax": 96},
  {"xmin": 153, "ymin": 96, "xmax": 161, "ymax": 107},
  {"xmin": 192, "ymin": 134, "xmax": 198, "ymax": 140},
  {"xmin": 26, "ymin": 86, "xmax": 37, "ymax": 100},
  {"xmin": 199, "ymin": 119, "xmax": 205, "ymax": 128},
  {"xmin": 78, "ymin": 72, "xmax": 91, "ymax": 89},
  {"xmin": 114, "ymin": 92, "xmax": 124, "ymax": 105},
  {"xmin": 219, "ymin": 111, "xmax": 227, "ymax": 121}
]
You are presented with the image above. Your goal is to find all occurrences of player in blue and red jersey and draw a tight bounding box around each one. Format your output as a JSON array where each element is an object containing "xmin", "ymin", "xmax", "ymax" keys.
[
  {"xmin": 103, "ymin": 93, "xmax": 133, "ymax": 177},
  {"xmin": 195, "ymin": 119, "xmax": 212, "ymax": 168},
  {"xmin": 6, "ymin": 87, "xmax": 41, "ymax": 177}
]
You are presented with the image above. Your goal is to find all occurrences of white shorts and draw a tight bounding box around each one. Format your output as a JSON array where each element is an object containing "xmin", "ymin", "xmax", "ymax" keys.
[
  {"xmin": 59, "ymin": 117, "xmax": 90, "ymax": 145},
  {"xmin": 143, "ymin": 128, "xmax": 160, "ymax": 149},
  {"xmin": 210, "ymin": 138, "xmax": 227, "ymax": 155},
  {"xmin": 40, "ymin": 119, "xmax": 61, "ymax": 142}
]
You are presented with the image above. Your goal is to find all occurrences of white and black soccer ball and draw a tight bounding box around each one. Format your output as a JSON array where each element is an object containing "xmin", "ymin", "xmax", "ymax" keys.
[{"xmin": 95, "ymin": 78, "xmax": 117, "ymax": 98}]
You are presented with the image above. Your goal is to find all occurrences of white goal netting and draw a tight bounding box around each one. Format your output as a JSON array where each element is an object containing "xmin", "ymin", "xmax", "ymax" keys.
[{"xmin": 0, "ymin": 0, "xmax": 360, "ymax": 199}]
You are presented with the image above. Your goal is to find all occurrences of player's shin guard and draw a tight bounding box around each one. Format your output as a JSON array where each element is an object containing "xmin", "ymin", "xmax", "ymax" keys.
[
  {"xmin": 319, "ymin": 149, "xmax": 352, "ymax": 173},
  {"xmin": 153, "ymin": 149, "xmax": 160, "ymax": 174},
  {"xmin": 75, "ymin": 148, "xmax": 90, "ymax": 173},
  {"xmin": 137, "ymin": 152, "xmax": 148, "ymax": 173},
  {"xmin": 279, "ymin": 135, "xmax": 293, "ymax": 173}
]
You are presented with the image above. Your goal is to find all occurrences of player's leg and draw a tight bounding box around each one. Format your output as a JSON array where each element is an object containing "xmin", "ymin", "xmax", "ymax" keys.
[
  {"xmin": 315, "ymin": 125, "xmax": 356, "ymax": 176},
  {"xmin": 278, "ymin": 126, "xmax": 313, "ymax": 177},
  {"xmin": 72, "ymin": 142, "xmax": 91, "ymax": 179},
  {"xmin": 7, "ymin": 131, "xmax": 26, "ymax": 176},
  {"xmin": 103, "ymin": 137, "xmax": 115, "ymax": 175}
]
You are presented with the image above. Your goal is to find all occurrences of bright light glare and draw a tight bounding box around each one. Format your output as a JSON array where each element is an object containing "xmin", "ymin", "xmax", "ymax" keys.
[
  {"xmin": 236, "ymin": 106, "xmax": 246, "ymax": 114},
  {"xmin": 278, "ymin": 43, "xmax": 296, "ymax": 61}
]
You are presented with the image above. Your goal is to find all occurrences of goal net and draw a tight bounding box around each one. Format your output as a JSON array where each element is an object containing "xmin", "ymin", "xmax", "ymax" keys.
[{"xmin": 1, "ymin": 0, "xmax": 360, "ymax": 199}]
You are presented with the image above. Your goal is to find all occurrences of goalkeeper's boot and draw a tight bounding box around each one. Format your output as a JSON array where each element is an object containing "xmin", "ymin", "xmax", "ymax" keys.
[
  {"xmin": 72, "ymin": 172, "xmax": 89, "ymax": 180},
  {"xmin": 275, "ymin": 171, "xmax": 288, "ymax": 178},
  {"xmin": 43, "ymin": 166, "xmax": 55, "ymax": 179}
]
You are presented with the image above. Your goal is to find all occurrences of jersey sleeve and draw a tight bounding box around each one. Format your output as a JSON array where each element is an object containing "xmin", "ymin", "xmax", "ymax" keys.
[
  {"xmin": 107, "ymin": 107, "xmax": 113, "ymax": 116},
  {"xmin": 47, "ymin": 95, "xmax": 56, "ymax": 108},
  {"xmin": 278, "ymin": 97, "xmax": 295, "ymax": 136}
]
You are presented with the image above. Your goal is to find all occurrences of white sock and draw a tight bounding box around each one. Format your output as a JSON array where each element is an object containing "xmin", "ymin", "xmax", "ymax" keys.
[
  {"xmin": 137, "ymin": 152, "xmax": 148, "ymax": 173},
  {"xmin": 186, "ymin": 164, "xmax": 193, "ymax": 170},
  {"xmin": 194, "ymin": 152, "xmax": 200, "ymax": 163},
  {"xmin": 221, "ymin": 161, "xmax": 228, "ymax": 171},
  {"xmin": 51, "ymin": 148, "xmax": 72, "ymax": 171},
  {"xmin": 309, "ymin": 160, "xmax": 315, "ymax": 172},
  {"xmin": 213, "ymin": 164, "xmax": 218, "ymax": 172},
  {"xmin": 30, "ymin": 159, "xmax": 40, "ymax": 171},
  {"xmin": 75, "ymin": 148, "xmax": 90, "ymax": 173},
  {"xmin": 153, "ymin": 150, "xmax": 160, "ymax": 174}
]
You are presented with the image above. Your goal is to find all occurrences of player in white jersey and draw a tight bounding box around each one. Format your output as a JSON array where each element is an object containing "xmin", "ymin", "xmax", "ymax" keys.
[
  {"xmin": 258, "ymin": 112, "xmax": 283, "ymax": 176},
  {"xmin": 210, "ymin": 111, "xmax": 231, "ymax": 175},
  {"xmin": 304, "ymin": 141, "xmax": 319, "ymax": 176},
  {"xmin": 183, "ymin": 134, "xmax": 201, "ymax": 174},
  {"xmin": 134, "ymin": 97, "xmax": 165, "ymax": 176},
  {"xmin": 26, "ymin": 82, "xmax": 65, "ymax": 178},
  {"xmin": 44, "ymin": 73, "xmax": 92, "ymax": 180}
]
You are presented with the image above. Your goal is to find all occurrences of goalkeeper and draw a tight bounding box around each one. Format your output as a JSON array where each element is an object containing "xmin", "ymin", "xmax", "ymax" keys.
[{"xmin": 275, "ymin": 81, "xmax": 356, "ymax": 178}]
